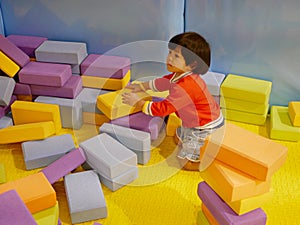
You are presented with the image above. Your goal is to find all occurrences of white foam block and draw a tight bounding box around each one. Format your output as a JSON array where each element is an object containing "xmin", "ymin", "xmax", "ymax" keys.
[
  {"xmin": 21, "ymin": 134, "xmax": 75, "ymax": 170},
  {"xmin": 64, "ymin": 170, "xmax": 107, "ymax": 224},
  {"xmin": 35, "ymin": 95, "xmax": 83, "ymax": 129},
  {"xmin": 0, "ymin": 116, "xmax": 13, "ymax": 129},
  {"xmin": 99, "ymin": 123, "xmax": 151, "ymax": 164},
  {"xmin": 80, "ymin": 133, "xmax": 137, "ymax": 179},
  {"xmin": 0, "ymin": 76, "xmax": 15, "ymax": 106}
]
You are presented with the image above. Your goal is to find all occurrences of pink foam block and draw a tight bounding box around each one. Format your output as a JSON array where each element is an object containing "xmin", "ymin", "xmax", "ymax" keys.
[
  {"xmin": 0, "ymin": 34, "xmax": 30, "ymax": 67},
  {"xmin": 197, "ymin": 182, "xmax": 267, "ymax": 225},
  {"xmin": 0, "ymin": 190, "xmax": 37, "ymax": 225},
  {"xmin": 80, "ymin": 54, "xmax": 130, "ymax": 78},
  {"xmin": 110, "ymin": 112, "xmax": 164, "ymax": 140},
  {"xmin": 19, "ymin": 61, "xmax": 72, "ymax": 87},
  {"xmin": 41, "ymin": 147, "xmax": 86, "ymax": 184},
  {"xmin": 30, "ymin": 75, "xmax": 82, "ymax": 99},
  {"xmin": 6, "ymin": 34, "xmax": 48, "ymax": 58}
]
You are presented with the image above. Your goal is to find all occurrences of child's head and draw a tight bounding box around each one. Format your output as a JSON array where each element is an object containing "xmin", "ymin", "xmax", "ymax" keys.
[{"xmin": 168, "ymin": 32, "xmax": 211, "ymax": 74}]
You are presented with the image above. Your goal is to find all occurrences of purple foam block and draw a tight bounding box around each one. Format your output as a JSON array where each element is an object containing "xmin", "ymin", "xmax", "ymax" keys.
[
  {"xmin": 80, "ymin": 54, "xmax": 130, "ymax": 78},
  {"xmin": 0, "ymin": 190, "xmax": 38, "ymax": 225},
  {"xmin": 13, "ymin": 83, "xmax": 32, "ymax": 95},
  {"xmin": 0, "ymin": 95, "xmax": 17, "ymax": 118},
  {"xmin": 6, "ymin": 35, "xmax": 48, "ymax": 58},
  {"xmin": 19, "ymin": 61, "xmax": 72, "ymax": 87},
  {"xmin": 197, "ymin": 182, "xmax": 267, "ymax": 225},
  {"xmin": 57, "ymin": 218, "xmax": 62, "ymax": 225},
  {"xmin": 0, "ymin": 34, "xmax": 30, "ymax": 67},
  {"xmin": 93, "ymin": 223, "xmax": 102, "ymax": 225},
  {"xmin": 30, "ymin": 75, "xmax": 83, "ymax": 99},
  {"xmin": 41, "ymin": 147, "xmax": 86, "ymax": 184},
  {"xmin": 110, "ymin": 112, "xmax": 164, "ymax": 140}
]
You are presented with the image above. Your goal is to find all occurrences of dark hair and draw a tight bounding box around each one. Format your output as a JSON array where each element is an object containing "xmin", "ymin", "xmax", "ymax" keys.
[{"xmin": 168, "ymin": 31, "xmax": 211, "ymax": 74}]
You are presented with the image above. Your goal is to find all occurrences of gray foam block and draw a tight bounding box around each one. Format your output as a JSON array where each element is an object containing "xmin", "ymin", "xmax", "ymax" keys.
[
  {"xmin": 0, "ymin": 116, "xmax": 13, "ymax": 129},
  {"xmin": 99, "ymin": 123, "xmax": 151, "ymax": 164},
  {"xmin": 35, "ymin": 40, "xmax": 88, "ymax": 65},
  {"xmin": 35, "ymin": 95, "xmax": 83, "ymax": 129},
  {"xmin": 202, "ymin": 71, "xmax": 225, "ymax": 96},
  {"xmin": 21, "ymin": 134, "xmax": 75, "ymax": 170},
  {"xmin": 0, "ymin": 76, "xmax": 16, "ymax": 106},
  {"xmin": 64, "ymin": 170, "xmax": 107, "ymax": 224},
  {"xmin": 79, "ymin": 133, "xmax": 137, "ymax": 179}
]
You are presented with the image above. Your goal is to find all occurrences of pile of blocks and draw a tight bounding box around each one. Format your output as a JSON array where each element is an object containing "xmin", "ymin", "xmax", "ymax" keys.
[
  {"xmin": 197, "ymin": 122, "xmax": 288, "ymax": 224},
  {"xmin": 220, "ymin": 74, "xmax": 272, "ymax": 125},
  {"xmin": 269, "ymin": 101, "xmax": 300, "ymax": 141}
]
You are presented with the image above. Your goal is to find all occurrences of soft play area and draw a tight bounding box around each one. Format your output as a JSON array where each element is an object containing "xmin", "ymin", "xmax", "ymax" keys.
[{"xmin": 0, "ymin": 1, "xmax": 300, "ymax": 225}]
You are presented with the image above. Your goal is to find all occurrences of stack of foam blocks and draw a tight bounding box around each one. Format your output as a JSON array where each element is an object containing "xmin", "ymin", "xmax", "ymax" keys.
[
  {"xmin": 197, "ymin": 122, "xmax": 288, "ymax": 225},
  {"xmin": 220, "ymin": 74, "xmax": 272, "ymax": 125},
  {"xmin": 269, "ymin": 101, "xmax": 300, "ymax": 141}
]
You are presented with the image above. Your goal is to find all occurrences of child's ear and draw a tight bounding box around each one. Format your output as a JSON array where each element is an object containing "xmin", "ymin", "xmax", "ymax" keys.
[{"xmin": 187, "ymin": 61, "xmax": 198, "ymax": 71}]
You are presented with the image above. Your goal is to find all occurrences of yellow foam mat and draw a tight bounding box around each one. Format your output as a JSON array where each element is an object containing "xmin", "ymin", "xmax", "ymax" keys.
[{"xmin": 0, "ymin": 119, "xmax": 300, "ymax": 224}]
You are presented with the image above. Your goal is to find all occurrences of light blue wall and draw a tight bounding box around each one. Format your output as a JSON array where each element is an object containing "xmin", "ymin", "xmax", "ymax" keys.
[
  {"xmin": 0, "ymin": 4, "xmax": 4, "ymax": 35},
  {"xmin": 185, "ymin": 0, "xmax": 300, "ymax": 107}
]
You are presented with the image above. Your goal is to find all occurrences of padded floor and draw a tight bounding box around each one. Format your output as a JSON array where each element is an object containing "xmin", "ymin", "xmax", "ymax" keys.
[{"xmin": 0, "ymin": 118, "xmax": 299, "ymax": 225}]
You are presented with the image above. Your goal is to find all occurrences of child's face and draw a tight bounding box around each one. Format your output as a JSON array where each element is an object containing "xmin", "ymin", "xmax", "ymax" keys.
[{"xmin": 166, "ymin": 46, "xmax": 192, "ymax": 74}]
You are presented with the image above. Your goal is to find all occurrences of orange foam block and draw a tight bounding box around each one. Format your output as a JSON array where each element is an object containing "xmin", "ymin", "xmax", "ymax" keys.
[
  {"xmin": 11, "ymin": 100, "xmax": 62, "ymax": 134},
  {"xmin": 0, "ymin": 121, "xmax": 55, "ymax": 144},
  {"xmin": 202, "ymin": 203, "xmax": 219, "ymax": 225},
  {"xmin": 288, "ymin": 101, "xmax": 300, "ymax": 127},
  {"xmin": 0, "ymin": 172, "xmax": 56, "ymax": 214},
  {"xmin": 201, "ymin": 122, "xmax": 288, "ymax": 181},
  {"xmin": 96, "ymin": 89, "xmax": 152, "ymax": 120},
  {"xmin": 200, "ymin": 159, "xmax": 271, "ymax": 202},
  {"xmin": 166, "ymin": 112, "xmax": 182, "ymax": 136}
]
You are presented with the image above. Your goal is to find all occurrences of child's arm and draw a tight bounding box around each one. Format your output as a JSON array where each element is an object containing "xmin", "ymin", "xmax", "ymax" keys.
[{"xmin": 125, "ymin": 82, "xmax": 150, "ymax": 92}]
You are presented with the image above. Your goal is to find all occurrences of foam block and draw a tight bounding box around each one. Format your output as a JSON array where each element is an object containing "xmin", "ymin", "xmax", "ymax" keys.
[
  {"xmin": 270, "ymin": 106, "xmax": 300, "ymax": 141},
  {"xmin": 201, "ymin": 204, "xmax": 219, "ymax": 225},
  {"xmin": 96, "ymin": 89, "xmax": 152, "ymax": 120},
  {"xmin": 99, "ymin": 122, "xmax": 151, "ymax": 164},
  {"xmin": 199, "ymin": 159, "xmax": 271, "ymax": 202},
  {"xmin": 81, "ymin": 69, "xmax": 130, "ymax": 90},
  {"xmin": 288, "ymin": 101, "xmax": 300, "ymax": 127},
  {"xmin": 19, "ymin": 61, "xmax": 72, "ymax": 87},
  {"xmin": 221, "ymin": 74, "xmax": 272, "ymax": 104},
  {"xmin": 83, "ymin": 112, "xmax": 110, "ymax": 126},
  {"xmin": 0, "ymin": 94, "xmax": 17, "ymax": 118},
  {"xmin": 202, "ymin": 71, "xmax": 225, "ymax": 96},
  {"xmin": 41, "ymin": 147, "xmax": 86, "ymax": 184},
  {"xmin": 21, "ymin": 134, "xmax": 75, "ymax": 170},
  {"xmin": 0, "ymin": 172, "xmax": 56, "ymax": 213},
  {"xmin": 80, "ymin": 133, "xmax": 137, "ymax": 179},
  {"xmin": 6, "ymin": 34, "xmax": 48, "ymax": 58},
  {"xmin": 0, "ymin": 116, "xmax": 13, "ymax": 129},
  {"xmin": 197, "ymin": 210, "xmax": 211, "ymax": 225},
  {"xmin": 33, "ymin": 201, "xmax": 59, "ymax": 225},
  {"xmin": 0, "ymin": 34, "xmax": 30, "ymax": 67},
  {"xmin": 11, "ymin": 100, "xmax": 62, "ymax": 134},
  {"xmin": 13, "ymin": 83, "xmax": 32, "ymax": 95},
  {"xmin": 0, "ymin": 163, "xmax": 5, "ymax": 183},
  {"xmin": 0, "ymin": 76, "xmax": 16, "ymax": 106},
  {"xmin": 111, "ymin": 112, "xmax": 164, "ymax": 140},
  {"xmin": 0, "ymin": 190, "xmax": 37, "ymax": 225},
  {"xmin": 198, "ymin": 182, "xmax": 267, "ymax": 225},
  {"xmin": 64, "ymin": 170, "xmax": 107, "ymax": 223},
  {"xmin": 35, "ymin": 95, "xmax": 83, "ymax": 129},
  {"xmin": 80, "ymin": 54, "xmax": 130, "ymax": 78},
  {"xmin": 201, "ymin": 122, "xmax": 288, "ymax": 181},
  {"xmin": 166, "ymin": 112, "xmax": 182, "ymax": 136},
  {"xmin": 0, "ymin": 50, "xmax": 20, "ymax": 77},
  {"xmin": 35, "ymin": 40, "xmax": 88, "ymax": 65},
  {"xmin": 30, "ymin": 75, "xmax": 83, "ymax": 99},
  {"xmin": 76, "ymin": 87, "xmax": 111, "ymax": 113},
  {"xmin": 0, "ymin": 121, "xmax": 55, "ymax": 144}
]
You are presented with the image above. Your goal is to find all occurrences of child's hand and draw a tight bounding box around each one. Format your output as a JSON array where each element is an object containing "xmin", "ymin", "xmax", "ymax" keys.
[
  {"xmin": 122, "ymin": 92, "xmax": 141, "ymax": 106},
  {"xmin": 125, "ymin": 83, "xmax": 145, "ymax": 92}
]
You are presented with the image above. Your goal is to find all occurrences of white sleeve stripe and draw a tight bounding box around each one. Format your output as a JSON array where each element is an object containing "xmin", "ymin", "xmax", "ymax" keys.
[
  {"xmin": 149, "ymin": 80, "xmax": 159, "ymax": 92},
  {"xmin": 147, "ymin": 102, "xmax": 153, "ymax": 116}
]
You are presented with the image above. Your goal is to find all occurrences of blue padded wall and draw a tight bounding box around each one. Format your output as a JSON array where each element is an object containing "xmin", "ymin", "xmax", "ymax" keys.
[
  {"xmin": 0, "ymin": 4, "xmax": 4, "ymax": 35},
  {"xmin": 185, "ymin": 0, "xmax": 300, "ymax": 107}
]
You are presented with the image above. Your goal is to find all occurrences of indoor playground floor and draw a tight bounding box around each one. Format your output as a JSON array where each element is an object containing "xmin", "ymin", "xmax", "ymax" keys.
[{"xmin": 0, "ymin": 117, "xmax": 299, "ymax": 225}]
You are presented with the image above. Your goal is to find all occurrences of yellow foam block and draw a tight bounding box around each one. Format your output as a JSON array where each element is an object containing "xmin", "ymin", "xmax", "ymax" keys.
[
  {"xmin": 0, "ymin": 50, "xmax": 20, "ymax": 77},
  {"xmin": 200, "ymin": 159, "xmax": 271, "ymax": 202},
  {"xmin": 166, "ymin": 112, "xmax": 182, "ymax": 136},
  {"xmin": 16, "ymin": 94, "xmax": 33, "ymax": 101},
  {"xmin": 270, "ymin": 106, "xmax": 300, "ymax": 142},
  {"xmin": 81, "ymin": 69, "xmax": 131, "ymax": 90},
  {"xmin": 221, "ymin": 106, "xmax": 268, "ymax": 125},
  {"xmin": 0, "ymin": 163, "xmax": 6, "ymax": 183},
  {"xmin": 0, "ymin": 172, "xmax": 57, "ymax": 214},
  {"xmin": 201, "ymin": 122, "xmax": 288, "ymax": 181},
  {"xmin": 202, "ymin": 203, "xmax": 219, "ymax": 225},
  {"xmin": 221, "ymin": 74, "xmax": 272, "ymax": 104},
  {"xmin": 197, "ymin": 210, "xmax": 210, "ymax": 225},
  {"xmin": 11, "ymin": 100, "xmax": 62, "ymax": 134},
  {"xmin": 97, "ymin": 89, "xmax": 152, "ymax": 120},
  {"xmin": 33, "ymin": 201, "xmax": 59, "ymax": 225},
  {"xmin": 288, "ymin": 101, "xmax": 300, "ymax": 127},
  {"xmin": 220, "ymin": 96, "xmax": 269, "ymax": 114},
  {"xmin": 0, "ymin": 121, "xmax": 55, "ymax": 144},
  {"xmin": 83, "ymin": 111, "xmax": 110, "ymax": 126}
]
